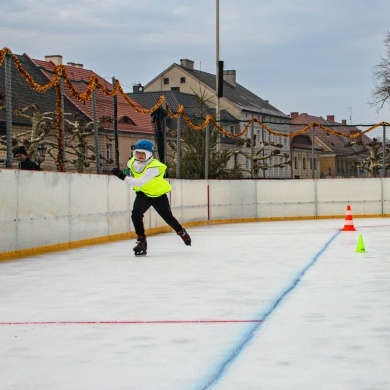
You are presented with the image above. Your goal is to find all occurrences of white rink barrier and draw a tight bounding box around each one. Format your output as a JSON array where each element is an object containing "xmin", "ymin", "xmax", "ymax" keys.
[{"xmin": 1, "ymin": 169, "xmax": 389, "ymax": 260}]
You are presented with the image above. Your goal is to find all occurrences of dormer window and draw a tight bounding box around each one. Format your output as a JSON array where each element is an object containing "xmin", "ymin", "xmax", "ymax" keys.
[{"xmin": 119, "ymin": 116, "xmax": 136, "ymax": 125}]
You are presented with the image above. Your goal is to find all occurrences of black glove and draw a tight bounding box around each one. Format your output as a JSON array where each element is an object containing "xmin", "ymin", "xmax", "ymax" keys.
[{"xmin": 111, "ymin": 167, "xmax": 126, "ymax": 180}]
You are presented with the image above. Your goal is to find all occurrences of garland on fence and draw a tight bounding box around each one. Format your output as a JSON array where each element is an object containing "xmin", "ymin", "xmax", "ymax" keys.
[{"xmin": 1, "ymin": 46, "xmax": 390, "ymax": 153}]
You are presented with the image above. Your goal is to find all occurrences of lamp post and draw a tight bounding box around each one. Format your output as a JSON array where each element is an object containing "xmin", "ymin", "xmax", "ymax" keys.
[
  {"xmin": 215, "ymin": 0, "xmax": 221, "ymax": 151},
  {"xmin": 37, "ymin": 143, "xmax": 47, "ymax": 168}
]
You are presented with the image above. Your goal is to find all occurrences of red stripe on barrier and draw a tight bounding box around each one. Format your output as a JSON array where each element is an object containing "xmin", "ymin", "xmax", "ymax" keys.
[
  {"xmin": 207, "ymin": 184, "xmax": 210, "ymax": 221},
  {"xmin": 0, "ymin": 319, "xmax": 263, "ymax": 325}
]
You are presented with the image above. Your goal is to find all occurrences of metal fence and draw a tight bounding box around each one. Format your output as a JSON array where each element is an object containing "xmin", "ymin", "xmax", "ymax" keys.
[
  {"xmin": 1, "ymin": 48, "xmax": 389, "ymax": 179},
  {"xmin": 287, "ymin": 122, "xmax": 390, "ymax": 180},
  {"xmin": 3, "ymin": 116, "xmax": 388, "ymax": 180}
]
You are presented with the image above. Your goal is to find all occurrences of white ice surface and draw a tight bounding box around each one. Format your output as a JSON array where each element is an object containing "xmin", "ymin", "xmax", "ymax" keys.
[{"xmin": 1, "ymin": 219, "xmax": 390, "ymax": 390}]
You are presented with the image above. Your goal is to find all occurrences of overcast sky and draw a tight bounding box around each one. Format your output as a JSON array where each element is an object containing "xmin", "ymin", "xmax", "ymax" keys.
[{"xmin": 1, "ymin": 0, "xmax": 390, "ymax": 125}]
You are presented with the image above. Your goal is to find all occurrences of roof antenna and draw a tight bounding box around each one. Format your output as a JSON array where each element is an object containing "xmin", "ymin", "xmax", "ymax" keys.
[{"xmin": 347, "ymin": 106, "xmax": 352, "ymax": 125}]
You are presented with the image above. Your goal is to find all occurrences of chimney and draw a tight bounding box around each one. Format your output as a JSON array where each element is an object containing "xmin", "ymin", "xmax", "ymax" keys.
[
  {"xmin": 327, "ymin": 115, "xmax": 335, "ymax": 123},
  {"xmin": 45, "ymin": 55, "xmax": 63, "ymax": 65},
  {"xmin": 180, "ymin": 59, "xmax": 194, "ymax": 70},
  {"xmin": 133, "ymin": 84, "xmax": 144, "ymax": 93},
  {"xmin": 342, "ymin": 119, "xmax": 347, "ymax": 125},
  {"xmin": 290, "ymin": 112, "xmax": 299, "ymax": 119},
  {"xmin": 66, "ymin": 62, "xmax": 84, "ymax": 69},
  {"xmin": 223, "ymin": 70, "xmax": 236, "ymax": 87}
]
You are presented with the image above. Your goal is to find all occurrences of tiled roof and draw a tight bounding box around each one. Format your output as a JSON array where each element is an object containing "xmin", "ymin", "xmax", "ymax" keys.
[
  {"xmin": 128, "ymin": 90, "xmax": 238, "ymax": 123},
  {"xmin": 178, "ymin": 65, "xmax": 289, "ymax": 119},
  {"xmin": 290, "ymin": 113, "xmax": 372, "ymax": 155},
  {"xmin": 129, "ymin": 90, "xmax": 198, "ymax": 115},
  {"xmin": 0, "ymin": 54, "xmax": 90, "ymax": 127},
  {"xmin": 29, "ymin": 55, "xmax": 153, "ymax": 134},
  {"xmin": 127, "ymin": 91, "xmax": 237, "ymax": 133}
]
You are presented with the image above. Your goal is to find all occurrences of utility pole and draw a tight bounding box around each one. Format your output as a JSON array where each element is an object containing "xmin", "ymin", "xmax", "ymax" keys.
[
  {"xmin": 215, "ymin": 0, "xmax": 222, "ymax": 151},
  {"xmin": 216, "ymin": 0, "xmax": 220, "ymax": 124},
  {"xmin": 5, "ymin": 53, "xmax": 12, "ymax": 168},
  {"xmin": 112, "ymin": 77, "xmax": 119, "ymax": 168}
]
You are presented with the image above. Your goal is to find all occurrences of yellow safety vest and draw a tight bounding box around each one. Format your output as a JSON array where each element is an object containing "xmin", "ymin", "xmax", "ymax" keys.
[{"xmin": 128, "ymin": 158, "xmax": 171, "ymax": 197}]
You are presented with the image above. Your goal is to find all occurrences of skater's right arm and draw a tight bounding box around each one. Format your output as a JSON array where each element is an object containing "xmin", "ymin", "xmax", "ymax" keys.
[{"xmin": 111, "ymin": 167, "xmax": 126, "ymax": 180}]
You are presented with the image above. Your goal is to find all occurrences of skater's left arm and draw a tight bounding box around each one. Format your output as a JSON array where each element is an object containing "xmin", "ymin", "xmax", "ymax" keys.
[
  {"xmin": 124, "ymin": 168, "xmax": 159, "ymax": 186},
  {"xmin": 111, "ymin": 167, "xmax": 159, "ymax": 186}
]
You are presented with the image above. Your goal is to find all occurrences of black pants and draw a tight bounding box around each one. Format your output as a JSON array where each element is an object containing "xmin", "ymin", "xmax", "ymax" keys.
[{"xmin": 131, "ymin": 192, "xmax": 183, "ymax": 237}]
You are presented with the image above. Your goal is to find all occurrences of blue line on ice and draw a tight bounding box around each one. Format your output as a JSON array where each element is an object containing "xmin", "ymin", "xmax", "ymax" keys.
[{"xmin": 197, "ymin": 230, "xmax": 341, "ymax": 390}]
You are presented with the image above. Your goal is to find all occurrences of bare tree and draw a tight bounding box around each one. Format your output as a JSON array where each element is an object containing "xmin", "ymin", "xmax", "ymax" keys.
[
  {"xmin": 0, "ymin": 104, "xmax": 55, "ymax": 159},
  {"xmin": 371, "ymin": 30, "xmax": 390, "ymax": 113},
  {"xmin": 234, "ymin": 140, "xmax": 291, "ymax": 178},
  {"xmin": 1, "ymin": 103, "xmax": 113, "ymax": 172},
  {"xmin": 61, "ymin": 114, "xmax": 114, "ymax": 173},
  {"xmin": 13, "ymin": 104, "xmax": 55, "ymax": 159},
  {"xmin": 348, "ymin": 138, "xmax": 390, "ymax": 177}
]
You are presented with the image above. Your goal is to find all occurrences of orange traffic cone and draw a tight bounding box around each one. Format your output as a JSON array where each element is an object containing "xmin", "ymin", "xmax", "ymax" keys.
[{"xmin": 341, "ymin": 204, "xmax": 356, "ymax": 231}]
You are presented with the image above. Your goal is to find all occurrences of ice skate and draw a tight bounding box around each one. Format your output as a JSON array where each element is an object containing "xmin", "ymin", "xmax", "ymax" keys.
[
  {"xmin": 177, "ymin": 229, "xmax": 191, "ymax": 246},
  {"xmin": 133, "ymin": 235, "xmax": 147, "ymax": 256}
]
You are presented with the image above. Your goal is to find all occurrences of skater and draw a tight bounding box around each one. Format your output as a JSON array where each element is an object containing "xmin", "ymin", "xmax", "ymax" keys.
[{"xmin": 111, "ymin": 139, "xmax": 191, "ymax": 256}]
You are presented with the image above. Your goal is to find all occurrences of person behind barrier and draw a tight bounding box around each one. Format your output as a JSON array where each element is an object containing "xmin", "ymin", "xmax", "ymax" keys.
[{"xmin": 13, "ymin": 146, "xmax": 40, "ymax": 171}]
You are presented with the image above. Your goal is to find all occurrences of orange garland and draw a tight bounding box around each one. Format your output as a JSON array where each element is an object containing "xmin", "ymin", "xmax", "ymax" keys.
[{"xmin": 1, "ymin": 45, "xmax": 389, "ymax": 168}]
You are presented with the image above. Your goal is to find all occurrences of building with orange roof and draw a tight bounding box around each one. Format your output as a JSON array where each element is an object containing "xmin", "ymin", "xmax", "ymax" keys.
[
  {"xmin": 1, "ymin": 51, "xmax": 155, "ymax": 172},
  {"xmin": 290, "ymin": 112, "xmax": 371, "ymax": 178}
]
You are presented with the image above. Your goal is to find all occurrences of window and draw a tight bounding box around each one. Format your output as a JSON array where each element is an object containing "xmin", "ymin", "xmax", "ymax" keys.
[
  {"xmin": 303, "ymin": 157, "xmax": 306, "ymax": 170},
  {"xmin": 119, "ymin": 116, "xmax": 136, "ymax": 125},
  {"xmin": 294, "ymin": 157, "xmax": 298, "ymax": 169},
  {"xmin": 180, "ymin": 77, "xmax": 186, "ymax": 83},
  {"xmin": 163, "ymin": 78, "xmax": 169, "ymax": 85},
  {"xmin": 106, "ymin": 144, "xmax": 111, "ymax": 160}
]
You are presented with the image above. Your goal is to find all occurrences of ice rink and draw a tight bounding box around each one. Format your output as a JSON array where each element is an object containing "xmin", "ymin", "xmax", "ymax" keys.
[{"xmin": 1, "ymin": 218, "xmax": 390, "ymax": 390}]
